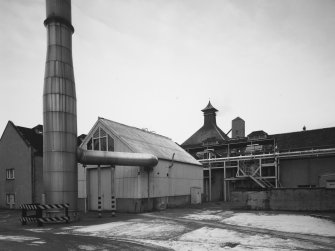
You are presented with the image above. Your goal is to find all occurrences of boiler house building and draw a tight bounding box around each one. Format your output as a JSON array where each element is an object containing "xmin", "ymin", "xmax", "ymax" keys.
[{"xmin": 78, "ymin": 117, "xmax": 203, "ymax": 213}]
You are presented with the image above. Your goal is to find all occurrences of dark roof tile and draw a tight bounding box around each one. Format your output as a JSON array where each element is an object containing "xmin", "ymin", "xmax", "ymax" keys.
[
  {"xmin": 16, "ymin": 125, "xmax": 43, "ymax": 156},
  {"xmin": 201, "ymin": 101, "xmax": 218, "ymax": 113},
  {"xmin": 271, "ymin": 127, "xmax": 335, "ymax": 151}
]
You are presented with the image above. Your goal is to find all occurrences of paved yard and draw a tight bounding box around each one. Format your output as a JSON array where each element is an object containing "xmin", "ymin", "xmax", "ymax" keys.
[{"xmin": 1, "ymin": 203, "xmax": 335, "ymax": 250}]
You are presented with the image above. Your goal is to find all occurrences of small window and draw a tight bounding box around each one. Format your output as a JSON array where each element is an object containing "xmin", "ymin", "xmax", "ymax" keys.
[
  {"xmin": 87, "ymin": 138, "xmax": 92, "ymax": 150},
  {"xmin": 100, "ymin": 129, "xmax": 107, "ymax": 137},
  {"xmin": 108, "ymin": 135, "xmax": 114, "ymax": 152},
  {"xmin": 298, "ymin": 185, "xmax": 316, "ymax": 188},
  {"xmin": 93, "ymin": 138, "xmax": 99, "ymax": 151},
  {"xmin": 100, "ymin": 137, "xmax": 107, "ymax": 151},
  {"xmin": 86, "ymin": 127, "xmax": 114, "ymax": 152},
  {"xmin": 6, "ymin": 169, "xmax": 15, "ymax": 180},
  {"xmin": 93, "ymin": 129, "xmax": 99, "ymax": 138},
  {"xmin": 6, "ymin": 194, "xmax": 15, "ymax": 205},
  {"xmin": 326, "ymin": 180, "xmax": 335, "ymax": 189}
]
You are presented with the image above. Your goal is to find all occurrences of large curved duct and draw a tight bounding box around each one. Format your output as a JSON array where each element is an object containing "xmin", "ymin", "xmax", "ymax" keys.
[{"xmin": 77, "ymin": 148, "xmax": 158, "ymax": 168}]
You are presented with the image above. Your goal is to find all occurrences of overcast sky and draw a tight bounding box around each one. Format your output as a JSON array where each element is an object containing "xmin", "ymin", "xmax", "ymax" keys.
[{"xmin": 0, "ymin": 0, "xmax": 334, "ymax": 144}]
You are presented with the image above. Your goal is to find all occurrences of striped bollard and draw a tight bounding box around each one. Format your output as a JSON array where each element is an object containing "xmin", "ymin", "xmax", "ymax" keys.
[
  {"xmin": 111, "ymin": 196, "xmax": 116, "ymax": 217},
  {"xmin": 98, "ymin": 165, "xmax": 102, "ymax": 218},
  {"xmin": 111, "ymin": 166, "xmax": 116, "ymax": 217},
  {"xmin": 98, "ymin": 196, "xmax": 102, "ymax": 218}
]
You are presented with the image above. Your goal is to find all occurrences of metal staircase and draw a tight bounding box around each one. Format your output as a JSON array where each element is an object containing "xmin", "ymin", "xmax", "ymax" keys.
[
  {"xmin": 249, "ymin": 172, "xmax": 274, "ymax": 188},
  {"xmin": 237, "ymin": 160, "xmax": 274, "ymax": 188}
]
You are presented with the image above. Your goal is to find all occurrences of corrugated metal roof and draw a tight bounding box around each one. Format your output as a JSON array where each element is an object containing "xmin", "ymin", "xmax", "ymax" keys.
[{"xmin": 100, "ymin": 118, "xmax": 201, "ymax": 166}]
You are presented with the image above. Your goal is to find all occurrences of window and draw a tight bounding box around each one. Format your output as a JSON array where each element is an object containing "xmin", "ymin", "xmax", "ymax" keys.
[
  {"xmin": 87, "ymin": 138, "xmax": 92, "ymax": 150},
  {"xmin": 6, "ymin": 169, "xmax": 15, "ymax": 180},
  {"xmin": 108, "ymin": 135, "xmax": 114, "ymax": 151},
  {"xmin": 6, "ymin": 194, "xmax": 15, "ymax": 205},
  {"xmin": 297, "ymin": 185, "xmax": 316, "ymax": 188},
  {"xmin": 86, "ymin": 127, "xmax": 114, "ymax": 152}
]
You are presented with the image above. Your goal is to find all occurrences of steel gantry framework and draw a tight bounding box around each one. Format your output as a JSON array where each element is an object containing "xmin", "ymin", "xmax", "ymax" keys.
[{"xmin": 199, "ymin": 148, "xmax": 335, "ymax": 202}]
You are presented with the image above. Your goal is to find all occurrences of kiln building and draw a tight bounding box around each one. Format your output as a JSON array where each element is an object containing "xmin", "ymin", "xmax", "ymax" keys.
[{"xmin": 182, "ymin": 102, "xmax": 335, "ymax": 202}]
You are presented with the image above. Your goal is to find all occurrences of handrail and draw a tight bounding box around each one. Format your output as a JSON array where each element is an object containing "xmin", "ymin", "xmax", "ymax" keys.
[{"xmin": 199, "ymin": 148, "xmax": 335, "ymax": 163}]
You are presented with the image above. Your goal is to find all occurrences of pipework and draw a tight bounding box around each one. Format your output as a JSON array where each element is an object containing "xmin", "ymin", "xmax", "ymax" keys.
[{"xmin": 77, "ymin": 148, "xmax": 158, "ymax": 168}]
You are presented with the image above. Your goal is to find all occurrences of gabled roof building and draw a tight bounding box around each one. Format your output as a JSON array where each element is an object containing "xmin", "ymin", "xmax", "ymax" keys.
[
  {"xmin": 78, "ymin": 117, "xmax": 203, "ymax": 213},
  {"xmin": 0, "ymin": 121, "xmax": 43, "ymax": 208}
]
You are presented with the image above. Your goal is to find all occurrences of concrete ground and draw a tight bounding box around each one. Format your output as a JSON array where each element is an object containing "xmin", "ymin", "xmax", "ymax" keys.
[{"xmin": 1, "ymin": 202, "xmax": 335, "ymax": 250}]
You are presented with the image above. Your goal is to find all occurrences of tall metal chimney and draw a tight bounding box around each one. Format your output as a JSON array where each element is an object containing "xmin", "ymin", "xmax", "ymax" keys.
[{"xmin": 43, "ymin": 0, "xmax": 77, "ymax": 209}]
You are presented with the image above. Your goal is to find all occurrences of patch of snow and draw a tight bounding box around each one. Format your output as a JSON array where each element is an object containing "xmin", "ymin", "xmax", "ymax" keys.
[
  {"xmin": 77, "ymin": 244, "xmax": 106, "ymax": 251},
  {"xmin": 73, "ymin": 221, "xmax": 130, "ymax": 233},
  {"xmin": 31, "ymin": 241, "xmax": 46, "ymax": 244},
  {"xmin": 0, "ymin": 235, "xmax": 40, "ymax": 242},
  {"xmin": 222, "ymin": 213, "xmax": 335, "ymax": 237},
  {"xmin": 72, "ymin": 219, "xmax": 187, "ymax": 239},
  {"xmin": 140, "ymin": 239, "xmax": 233, "ymax": 251},
  {"xmin": 25, "ymin": 228, "xmax": 53, "ymax": 233},
  {"xmin": 180, "ymin": 227, "xmax": 322, "ymax": 250},
  {"xmin": 198, "ymin": 210, "xmax": 223, "ymax": 214},
  {"xmin": 182, "ymin": 214, "xmax": 222, "ymax": 221},
  {"xmin": 182, "ymin": 210, "xmax": 234, "ymax": 221},
  {"xmin": 139, "ymin": 227, "xmax": 323, "ymax": 250}
]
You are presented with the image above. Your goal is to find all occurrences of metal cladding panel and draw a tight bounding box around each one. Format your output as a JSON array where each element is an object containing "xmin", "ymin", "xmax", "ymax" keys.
[
  {"xmin": 44, "ymin": 171, "xmax": 77, "ymax": 192},
  {"xmin": 44, "ymin": 77, "xmax": 76, "ymax": 97},
  {"xmin": 48, "ymin": 24, "xmax": 72, "ymax": 48},
  {"xmin": 45, "ymin": 61, "xmax": 74, "ymax": 80},
  {"xmin": 46, "ymin": 0, "xmax": 71, "ymax": 22},
  {"xmin": 45, "ymin": 191, "xmax": 77, "ymax": 205},
  {"xmin": 44, "ymin": 152, "xmax": 77, "ymax": 172},
  {"xmin": 43, "ymin": 112, "xmax": 77, "ymax": 133},
  {"xmin": 44, "ymin": 94, "xmax": 76, "ymax": 113},
  {"xmin": 47, "ymin": 45, "xmax": 72, "ymax": 64},
  {"xmin": 44, "ymin": 132, "xmax": 77, "ymax": 152},
  {"xmin": 115, "ymin": 177, "xmax": 138, "ymax": 198}
]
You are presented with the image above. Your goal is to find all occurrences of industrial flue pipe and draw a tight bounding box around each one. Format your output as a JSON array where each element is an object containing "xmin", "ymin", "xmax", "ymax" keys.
[
  {"xmin": 43, "ymin": 0, "xmax": 78, "ymax": 209},
  {"xmin": 77, "ymin": 148, "xmax": 158, "ymax": 168}
]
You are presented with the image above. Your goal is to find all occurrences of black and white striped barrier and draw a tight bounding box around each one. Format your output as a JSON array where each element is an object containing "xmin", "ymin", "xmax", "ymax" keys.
[
  {"xmin": 39, "ymin": 216, "xmax": 70, "ymax": 224},
  {"xmin": 20, "ymin": 203, "xmax": 69, "ymax": 210},
  {"xmin": 20, "ymin": 203, "xmax": 70, "ymax": 226}
]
